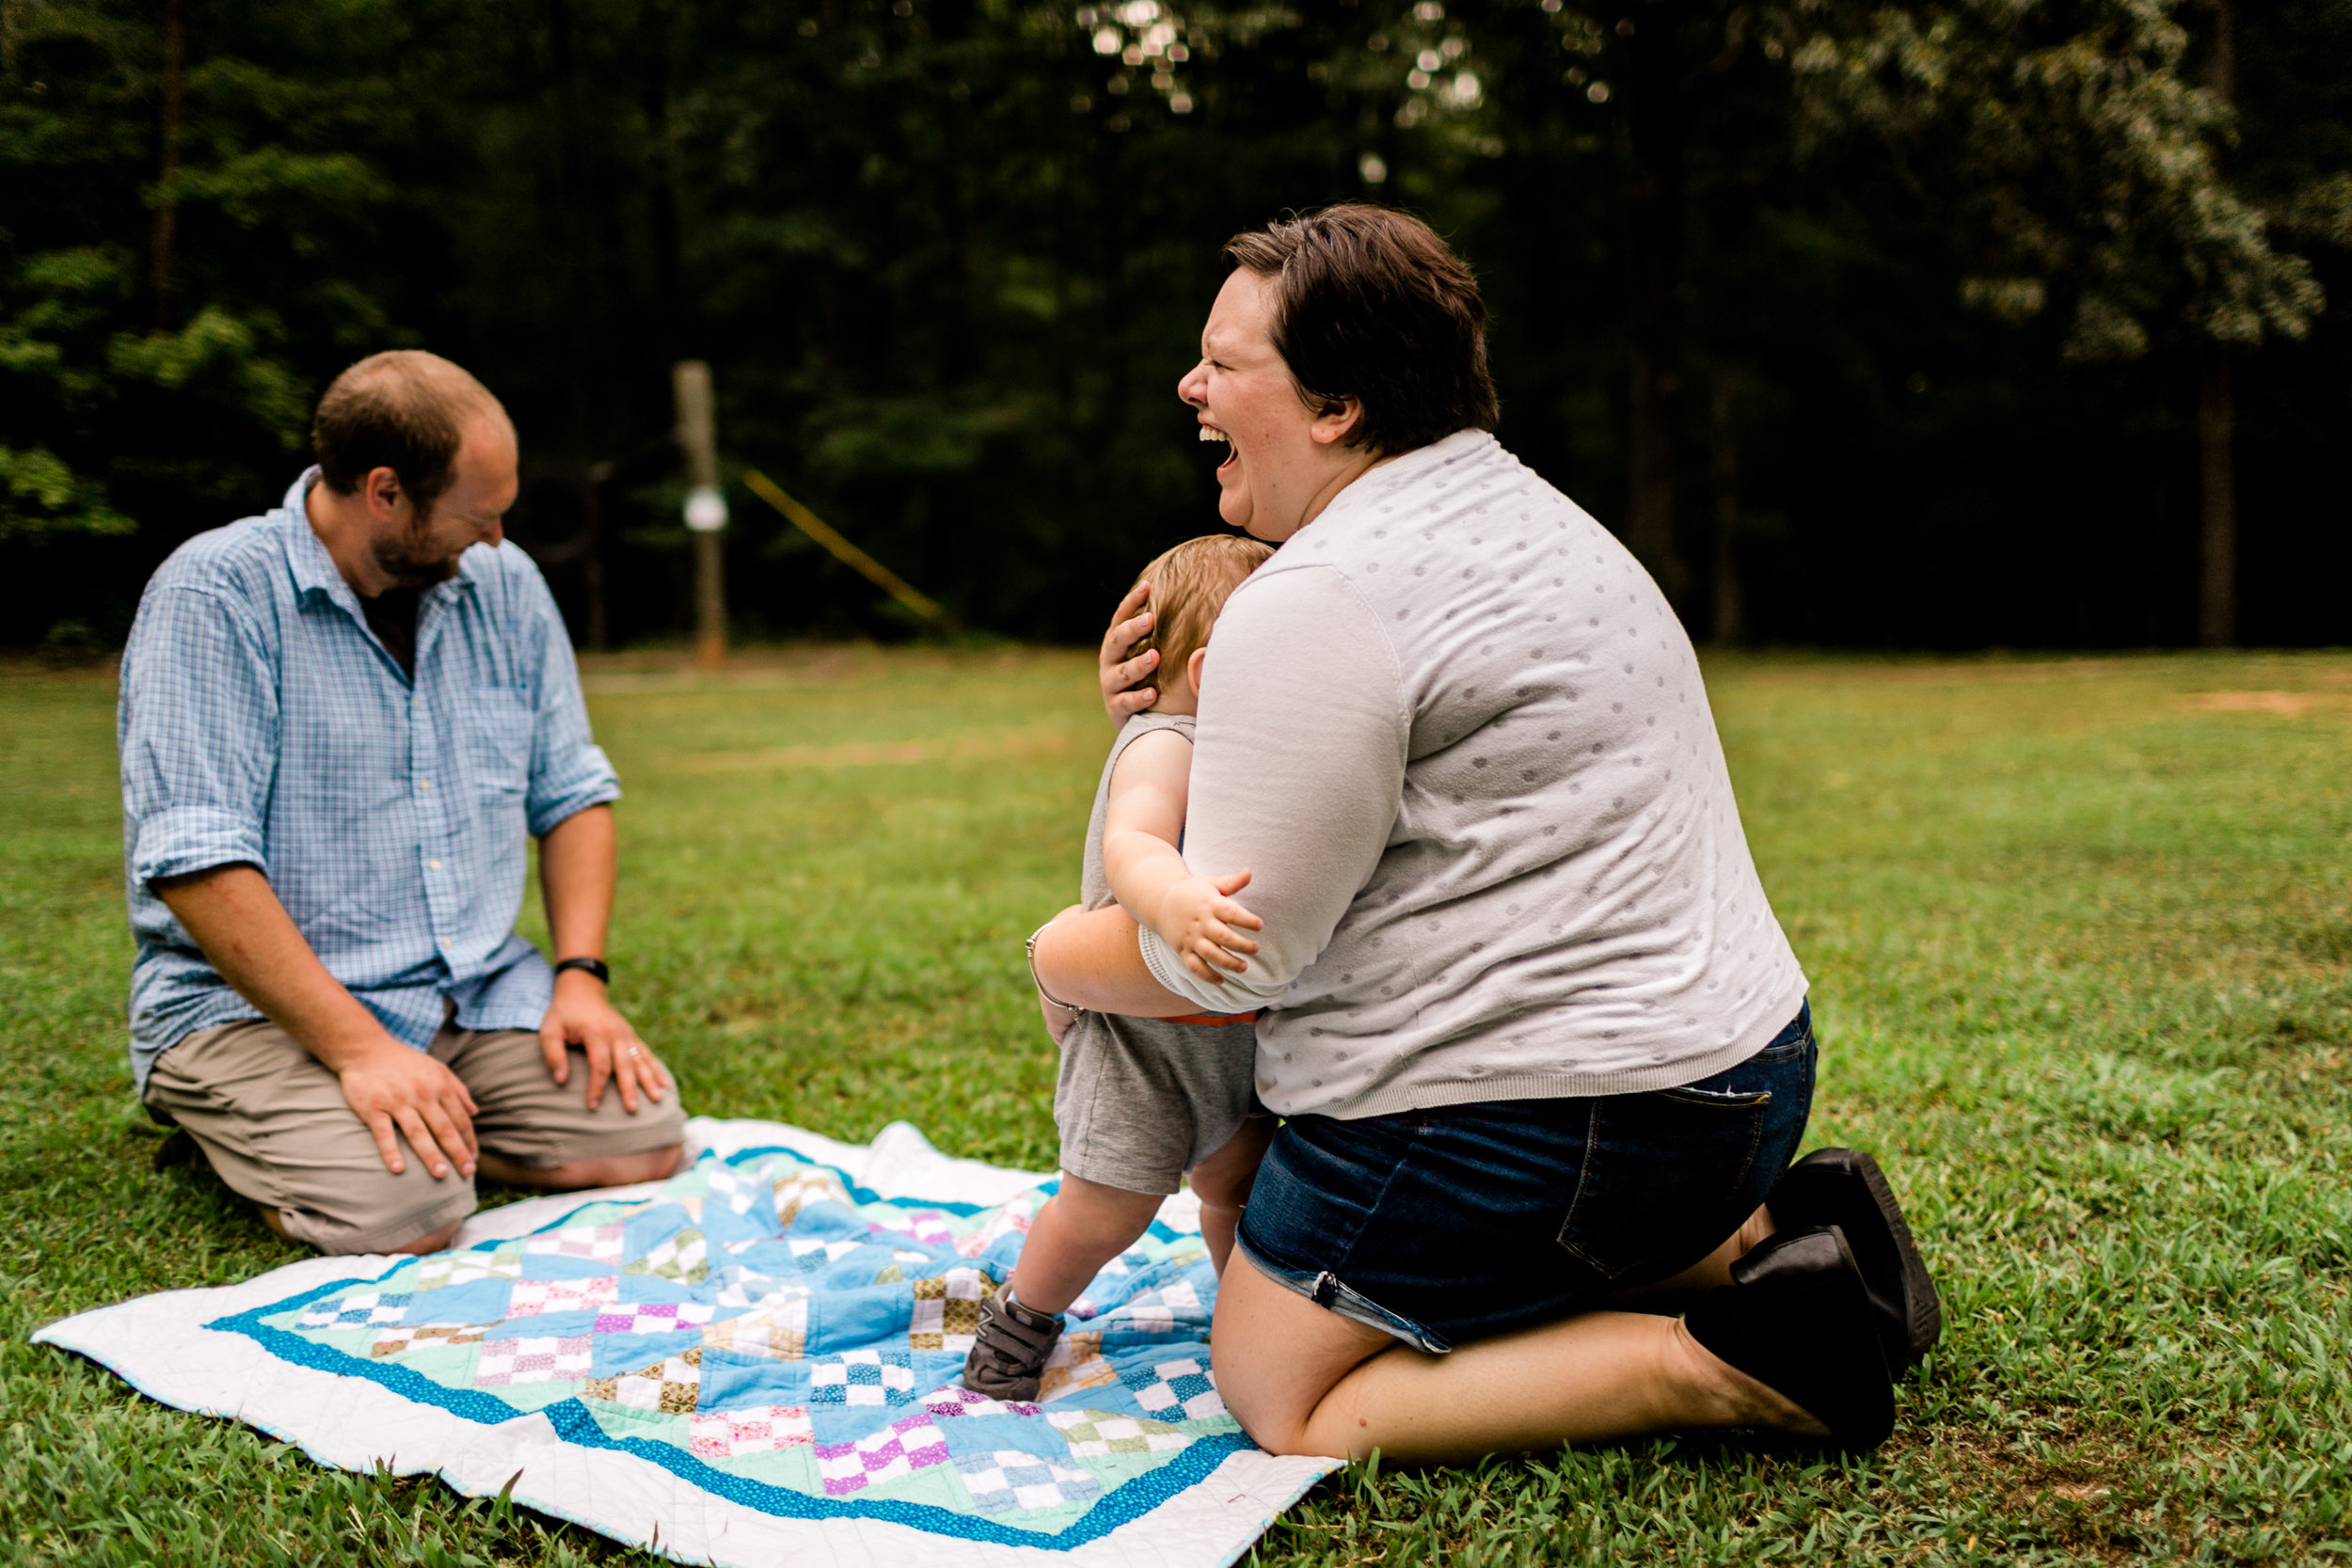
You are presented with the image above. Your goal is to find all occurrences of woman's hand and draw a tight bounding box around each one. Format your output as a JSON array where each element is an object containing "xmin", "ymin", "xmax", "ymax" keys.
[
  {"xmin": 1039, "ymin": 987, "xmax": 1080, "ymax": 1046},
  {"xmin": 1154, "ymin": 870, "xmax": 1263, "ymax": 984},
  {"xmin": 1098, "ymin": 579, "xmax": 1161, "ymax": 722}
]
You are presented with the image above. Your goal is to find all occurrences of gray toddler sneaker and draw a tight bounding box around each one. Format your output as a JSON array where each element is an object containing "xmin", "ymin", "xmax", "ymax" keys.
[{"xmin": 963, "ymin": 1290, "xmax": 1063, "ymax": 1402}]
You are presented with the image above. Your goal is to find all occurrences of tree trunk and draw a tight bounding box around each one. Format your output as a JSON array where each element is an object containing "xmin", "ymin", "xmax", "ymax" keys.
[
  {"xmin": 150, "ymin": 0, "xmax": 185, "ymax": 331},
  {"xmin": 2197, "ymin": 0, "xmax": 2236, "ymax": 647},
  {"xmin": 638, "ymin": 0, "xmax": 682, "ymax": 364},
  {"xmin": 1708, "ymin": 359, "xmax": 1745, "ymax": 644},
  {"xmin": 1622, "ymin": 4, "xmax": 1689, "ymax": 605},
  {"xmin": 2198, "ymin": 342, "xmax": 2236, "ymax": 646}
]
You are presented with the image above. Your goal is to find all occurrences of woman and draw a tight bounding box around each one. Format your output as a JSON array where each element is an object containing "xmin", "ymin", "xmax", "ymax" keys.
[{"xmin": 1032, "ymin": 205, "xmax": 1940, "ymax": 1462}]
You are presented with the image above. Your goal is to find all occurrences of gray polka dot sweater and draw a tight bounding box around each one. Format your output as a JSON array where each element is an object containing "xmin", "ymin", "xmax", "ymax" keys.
[{"xmin": 1137, "ymin": 430, "xmax": 1807, "ymax": 1117}]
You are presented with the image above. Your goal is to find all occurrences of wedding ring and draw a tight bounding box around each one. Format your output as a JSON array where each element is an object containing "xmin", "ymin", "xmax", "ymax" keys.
[{"xmin": 626, "ymin": 1046, "xmax": 643, "ymax": 1058}]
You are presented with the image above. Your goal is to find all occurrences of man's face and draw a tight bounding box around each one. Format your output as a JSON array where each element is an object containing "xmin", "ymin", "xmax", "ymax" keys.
[{"xmin": 369, "ymin": 420, "xmax": 519, "ymax": 588}]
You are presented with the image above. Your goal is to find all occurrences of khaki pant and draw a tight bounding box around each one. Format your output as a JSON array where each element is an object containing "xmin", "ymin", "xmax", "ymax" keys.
[{"xmin": 145, "ymin": 1019, "xmax": 689, "ymax": 1255}]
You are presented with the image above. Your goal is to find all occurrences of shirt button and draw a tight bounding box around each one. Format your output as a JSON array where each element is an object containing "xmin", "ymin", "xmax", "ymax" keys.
[
  {"xmin": 428, "ymin": 859, "xmax": 442, "ymax": 871},
  {"xmin": 418, "ymin": 781, "xmax": 433, "ymax": 792}
]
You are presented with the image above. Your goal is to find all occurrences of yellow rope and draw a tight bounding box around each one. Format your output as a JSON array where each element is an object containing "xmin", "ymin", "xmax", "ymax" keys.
[{"xmin": 740, "ymin": 467, "xmax": 948, "ymax": 626}]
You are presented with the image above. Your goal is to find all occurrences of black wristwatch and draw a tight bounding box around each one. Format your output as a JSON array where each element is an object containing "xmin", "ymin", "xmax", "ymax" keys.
[{"xmin": 552, "ymin": 956, "xmax": 611, "ymax": 985}]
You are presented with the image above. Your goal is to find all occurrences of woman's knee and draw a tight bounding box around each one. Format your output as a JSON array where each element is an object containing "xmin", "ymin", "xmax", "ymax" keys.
[{"xmin": 1209, "ymin": 1253, "xmax": 1387, "ymax": 1458}]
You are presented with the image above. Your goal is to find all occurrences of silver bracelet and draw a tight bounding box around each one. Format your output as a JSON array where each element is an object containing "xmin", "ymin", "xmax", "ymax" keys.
[{"xmin": 1025, "ymin": 924, "xmax": 1089, "ymax": 1018}]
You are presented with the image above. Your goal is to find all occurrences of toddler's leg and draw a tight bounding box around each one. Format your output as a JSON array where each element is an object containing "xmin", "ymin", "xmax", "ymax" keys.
[
  {"xmin": 968, "ymin": 1176, "xmax": 1165, "ymax": 1399},
  {"xmin": 1010, "ymin": 1176, "xmax": 1167, "ymax": 1316},
  {"xmin": 1184, "ymin": 1116, "xmax": 1275, "ymax": 1276}
]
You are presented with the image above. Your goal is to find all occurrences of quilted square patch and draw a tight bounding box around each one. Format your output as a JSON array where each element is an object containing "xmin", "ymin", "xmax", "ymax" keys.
[
  {"xmin": 814, "ymin": 1411, "xmax": 950, "ymax": 1496},
  {"xmin": 908, "ymin": 1267, "xmax": 995, "ymax": 1352},
  {"xmin": 808, "ymin": 1348, "xmax": 914, "ymax": 1406},
  {"xmin": 953, "ymin": 1449, "xmax": 1104, "ymax": 1513},
  {"xmin": 474, "ymin": 1334, "xmax": 591, "ymax": 1386},
  {"xmin": 688, "ymin": 1404, "xmax": 814, "ymax": 1458},
  {"xmin": 1120, "ymin": 1357, "xmax": 1225, "ymax": 1420}
]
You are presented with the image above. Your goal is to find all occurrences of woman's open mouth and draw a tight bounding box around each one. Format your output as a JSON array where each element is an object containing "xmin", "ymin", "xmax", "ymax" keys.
[{"xmin": 1199, "ymin": 424, "xmax": 1237, "ymax": 476}]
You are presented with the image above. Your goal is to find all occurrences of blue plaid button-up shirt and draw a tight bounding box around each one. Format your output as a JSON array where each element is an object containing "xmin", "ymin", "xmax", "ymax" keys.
[{"xmin": 118, "ymin": 469, "xmax": 621, "ymax": 1094}]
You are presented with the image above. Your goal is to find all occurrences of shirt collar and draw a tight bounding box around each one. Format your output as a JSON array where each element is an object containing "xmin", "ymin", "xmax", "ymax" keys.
[
  {"xmin": 281, "ymin": 466, "xmax": 485, "ymax": 607},
  {"xmin": 283, "ymin": 468, "xmax": 357, "ymax": 610}
]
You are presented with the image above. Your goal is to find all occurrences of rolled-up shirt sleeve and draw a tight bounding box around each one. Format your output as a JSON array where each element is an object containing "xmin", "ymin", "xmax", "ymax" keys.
[
  {"xmin": 1139, "ymin": 565, "xmax": 1407, "ymax": 1010},
  {"xmin": 119, "ymin": 586, "xmax": 279, "ymax": 886},
  {"xmin": 522, "ymin": 573, "xmax": 621, "ymax": 838}
]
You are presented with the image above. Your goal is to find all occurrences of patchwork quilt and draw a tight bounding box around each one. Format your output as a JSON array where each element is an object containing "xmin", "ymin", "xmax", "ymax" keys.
[{"xmin": 34, "ymin": 1117, "xmax": 1339, "ymax": 1567}]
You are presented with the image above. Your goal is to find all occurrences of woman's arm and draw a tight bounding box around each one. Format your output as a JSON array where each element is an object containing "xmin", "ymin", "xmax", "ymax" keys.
[
  {"xmin": 1032, "ymin": 904, "xmax": 1196, "ymax": 1018},
  {"xmin": 1042, "ymin": 565, "xmax": 1406, "ymax": 1015}
]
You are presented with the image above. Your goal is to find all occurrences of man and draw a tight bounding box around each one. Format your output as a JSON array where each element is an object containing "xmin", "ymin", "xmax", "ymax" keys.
[{"xmin": 119, "ymin": 350, "xmax": 687, "ymax": 1256}]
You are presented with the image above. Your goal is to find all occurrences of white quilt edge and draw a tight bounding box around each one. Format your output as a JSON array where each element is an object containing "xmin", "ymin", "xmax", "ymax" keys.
[{"xmin": 34, "ymin": 1295, "xmax": 1335, "ymax": 1568}]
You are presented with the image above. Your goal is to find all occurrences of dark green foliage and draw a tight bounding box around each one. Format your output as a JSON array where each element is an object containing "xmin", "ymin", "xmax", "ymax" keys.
[{"xmin": 0, "ymin": 0, "xmax": 2347, "ymax": 648}]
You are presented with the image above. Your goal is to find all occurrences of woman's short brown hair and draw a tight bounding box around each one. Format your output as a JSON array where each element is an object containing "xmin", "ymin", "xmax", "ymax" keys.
[
  {"xmin": 1126, "ymin": 533, "xmax": 1277, "ymax": 694},
  {"xmin": 1221, "ymin": 204, "xmax": 1499, "ymax": 456}
]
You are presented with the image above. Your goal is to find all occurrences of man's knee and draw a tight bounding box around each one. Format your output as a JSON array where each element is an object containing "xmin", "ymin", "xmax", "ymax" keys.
[
  {"xmin": 267, "ymin": 1183, "xmax": 479, "ymax": 1256},
  {"xmin": 394, "ymin": 1220, "xmax": 465, "ymax": 1255}
]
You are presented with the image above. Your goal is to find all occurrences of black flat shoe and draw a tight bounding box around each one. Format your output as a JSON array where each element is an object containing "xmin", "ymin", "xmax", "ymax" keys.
[
  {"xmin": 1768, "ymin": 1148, "xmax": 1943, "ymax": 1373},
  {"xmin": 1685, "ymin": 1225, "xmax": 1896, "ymax": 1452}
]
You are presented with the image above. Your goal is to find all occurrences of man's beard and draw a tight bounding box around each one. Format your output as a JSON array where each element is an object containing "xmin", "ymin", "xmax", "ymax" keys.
[{"xmin": 369, "ymin": 513, "xmax": 464, "ymax": 589}]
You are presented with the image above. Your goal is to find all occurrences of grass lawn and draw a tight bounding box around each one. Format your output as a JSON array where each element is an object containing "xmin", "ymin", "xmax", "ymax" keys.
[{"xmin": 4, "ymin": 645, "xmax": 2350, "ymax": 1564}]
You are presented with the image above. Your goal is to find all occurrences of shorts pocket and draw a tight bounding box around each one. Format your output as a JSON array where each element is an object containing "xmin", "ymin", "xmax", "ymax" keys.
[{"xmin": 1555, "ymin": 1087, "xmax": 1770, "ymax": 1281}]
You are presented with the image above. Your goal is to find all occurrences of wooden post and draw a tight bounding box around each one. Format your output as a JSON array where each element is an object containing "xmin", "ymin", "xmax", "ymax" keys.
[{"xmin": 674, "ymin": 360, "xmax": 727, "ymax": 669}]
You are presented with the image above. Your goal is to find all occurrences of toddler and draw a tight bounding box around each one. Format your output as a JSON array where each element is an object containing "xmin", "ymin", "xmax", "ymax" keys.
[{"xmin": 964, "ymin": 533, "xmax": 1275, "ymax": 1401}]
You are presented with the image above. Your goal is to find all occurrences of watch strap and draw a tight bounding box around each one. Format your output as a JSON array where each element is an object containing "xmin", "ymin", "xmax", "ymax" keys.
[{"xmin": 552, "ymin": 956, "xmax": 611, "ymax": 984}]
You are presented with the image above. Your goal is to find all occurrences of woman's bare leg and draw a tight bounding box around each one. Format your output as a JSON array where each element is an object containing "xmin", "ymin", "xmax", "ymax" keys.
[
  {"xmin": 1610, "ymin": 1203, "xmax": 1778, "ymax": 1311},
  {"xmin": 1009, "ymin": 1176, "xmax": 1165, "ymax": 1315},
  {"xmin": 1185, "ymin": 1118, "xmax": 1274, "ymax": 1276},
  {"xmin": 1211, "ymin": 1252, "xmax": 1826, "ymax": 1463}
]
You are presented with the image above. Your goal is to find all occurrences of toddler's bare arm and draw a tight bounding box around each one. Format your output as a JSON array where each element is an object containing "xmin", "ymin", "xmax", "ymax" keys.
[{"xmin": 1101, "ymin": 730, "xmax": 1262, "ymax": 984}]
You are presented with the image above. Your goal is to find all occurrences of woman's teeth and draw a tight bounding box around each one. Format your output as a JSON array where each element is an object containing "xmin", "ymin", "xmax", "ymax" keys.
[{"xmin": 1198, "ymin": 427, "xmax": 1230, "ymax": 445}]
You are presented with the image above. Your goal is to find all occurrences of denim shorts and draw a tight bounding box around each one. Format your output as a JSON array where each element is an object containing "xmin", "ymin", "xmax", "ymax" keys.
[{"xmin": 1234, "ymin": 1005, "xmax": 1817, "ymax": 1353}]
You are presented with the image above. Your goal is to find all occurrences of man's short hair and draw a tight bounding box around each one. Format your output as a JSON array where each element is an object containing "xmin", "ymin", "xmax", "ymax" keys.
[
  {"xmin": 311, "ymin": 351, "xmax": 510, "ymax": 514},
  {"xmin": 1221, "ymin": 204, "xmax": 1499, "ymax": 456},
  {"xmin": 1125, "ymin": 533, "xmax": 1277, "ymax": 694}
]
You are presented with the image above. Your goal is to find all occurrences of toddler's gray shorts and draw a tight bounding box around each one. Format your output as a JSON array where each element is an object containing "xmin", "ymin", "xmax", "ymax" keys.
[{"xmin": 1054, "ymin": 1008, "xmax": 1263, "ymax": 1195}]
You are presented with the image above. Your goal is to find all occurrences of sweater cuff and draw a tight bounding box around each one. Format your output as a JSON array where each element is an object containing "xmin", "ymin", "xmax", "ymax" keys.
[{"xmin": 1139, "ymin": 926, "xmax": 1287, "ymax": 1012}]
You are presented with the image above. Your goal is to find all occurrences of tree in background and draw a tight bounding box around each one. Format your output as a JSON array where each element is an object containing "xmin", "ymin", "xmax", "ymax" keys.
[
  {"xmin": 0, "ymin": 0, "xmax": 406, "ymax": 648},
  {"xmin": 1782, "ymin": 0, "xmax": 2334, "ymax": 644},
  {"xmin": 2, "ymin": 0, "xmax": 2346, "ymax": 650}
]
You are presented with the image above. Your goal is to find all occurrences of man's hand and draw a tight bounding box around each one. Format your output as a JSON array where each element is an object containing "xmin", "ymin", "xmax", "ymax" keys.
[
  {"xmin": 153, "ymin": 863, "xmax": 483, "ymax": 1179},
  {"xmin": 1152, "ymin": 870, "xmax": 1263, "ymax": 984},
  {"xmin": 1099, "ymin": 579, "xmax": 1161, "ymax": 723},
  {"xmin": 540, "ymin": 967, "xmax": 672, "ymax": 1114},
  {"xmin": 336, "ymin": 1037, "xmax": 480, "ymax": 1180}
]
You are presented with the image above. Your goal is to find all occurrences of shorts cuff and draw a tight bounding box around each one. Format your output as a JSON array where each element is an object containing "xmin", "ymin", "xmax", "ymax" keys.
[
  {"xmin": 278, "ymin": 1189, "xmax": 480, "ymax": 1258},
  {"xmin": 1057, "ymin": 1147, "xmax": 1183, "ymax": 1197},
  {"xmin": 1233, "ymin": 1233, "xmax": 1452, "ymax": 1354}
]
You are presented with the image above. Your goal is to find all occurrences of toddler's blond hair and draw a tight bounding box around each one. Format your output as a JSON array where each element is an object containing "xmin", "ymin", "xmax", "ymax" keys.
[{"xmin": 1125, "ymin": 534, "xmax": 1276, "ymax": 694}]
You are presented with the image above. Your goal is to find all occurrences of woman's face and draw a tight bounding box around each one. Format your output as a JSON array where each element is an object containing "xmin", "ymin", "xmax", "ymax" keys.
[{"xmin": 1177, "ymin": 269, "xmax": 1367, "ymax": 542}]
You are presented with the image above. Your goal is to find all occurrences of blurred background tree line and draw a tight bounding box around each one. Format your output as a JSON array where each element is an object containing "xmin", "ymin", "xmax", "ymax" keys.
[{"xmin": 2, "ymin": 0, "xmax": 2346, "ymax": 653}]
